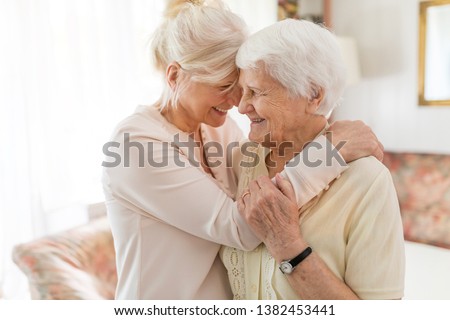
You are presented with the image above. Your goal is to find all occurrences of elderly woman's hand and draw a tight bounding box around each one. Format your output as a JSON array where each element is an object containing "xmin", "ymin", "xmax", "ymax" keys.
[
  {"xmin": 328, "ymin": 120, "xmax": 384, "ymax": 162},
  {"xmin": 238, "ymin": 174, "xmax": 307, "ymax": 263}
]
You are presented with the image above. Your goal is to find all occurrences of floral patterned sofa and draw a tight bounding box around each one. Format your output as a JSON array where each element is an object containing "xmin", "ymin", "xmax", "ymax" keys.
[
  {"xmin": 12, "ymin": 216, "xmax": 117, "ymax": 299},
  {"xmin": 383, "ymin": 151, "xmax": 450, "ymax": 299},
  {"xmin": 383, "ymin": 152, "xmax": 450, "ymax": 249}
]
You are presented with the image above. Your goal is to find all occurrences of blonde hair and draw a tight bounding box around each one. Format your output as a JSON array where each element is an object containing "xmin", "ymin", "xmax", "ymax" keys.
[
  {"xmin": 236, "ymin": 19, "xmax": 346, "ymax": 117},
  {"xmin": 151, "ymin": 0, "xmax": 248, "ymax": 110}
]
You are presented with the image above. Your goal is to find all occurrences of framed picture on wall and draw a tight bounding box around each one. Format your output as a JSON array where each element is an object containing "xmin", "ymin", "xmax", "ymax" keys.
[
  {"xmin": 278, "ymin": 0, "xmax": 332, "ymax": 27},
  {"xmin": 277, "ymin": 0, "xmax": 300, "ymax": 20}
]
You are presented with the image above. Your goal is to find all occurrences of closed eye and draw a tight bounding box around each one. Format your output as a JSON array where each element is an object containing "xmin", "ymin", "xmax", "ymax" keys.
[
  {"xmin": 217, "ymin": 83, "xmax": 236, "ymax": 94},
  {"xmin": 244, "ymin": 88, "xmax": 266, "ymax": 97}
]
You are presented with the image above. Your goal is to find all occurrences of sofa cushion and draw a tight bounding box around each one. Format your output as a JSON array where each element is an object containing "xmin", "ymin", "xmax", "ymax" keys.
[
  {"xmin": 383, "ymin": 152, "xmax": 450, "ymax": 249},
  {"xmin": 12, "ymin": 217, "xmax": 117, "ymax": 299}
]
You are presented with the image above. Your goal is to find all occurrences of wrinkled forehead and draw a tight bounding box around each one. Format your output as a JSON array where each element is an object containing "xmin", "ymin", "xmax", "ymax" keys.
[{"xmin": 238, "ymin": 66, "xmax": 278, "ymax": 89}]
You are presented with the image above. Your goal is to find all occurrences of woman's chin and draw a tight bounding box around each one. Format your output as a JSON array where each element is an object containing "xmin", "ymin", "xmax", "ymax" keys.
[
  {"xmin": 206, "ymin": 117, "xmax": 227, "ymax": 128},
  {"xmin": 247, "ymin": 132, "xmax": 263, "ymax": 144}
]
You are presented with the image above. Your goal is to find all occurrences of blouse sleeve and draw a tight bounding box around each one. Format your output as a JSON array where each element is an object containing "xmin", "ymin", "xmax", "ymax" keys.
[
  {"xmin": 103, "ymin": 133, "xmax": 261, "ymax": 251},
  {"xmin": 281, "ymin": 135, "xmax": 349, "ymax": 208}
]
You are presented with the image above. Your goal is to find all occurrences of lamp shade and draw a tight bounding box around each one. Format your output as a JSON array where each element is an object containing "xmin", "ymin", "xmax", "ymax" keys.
[{"xmin": 337, "ymin": 36, "xmax": 361, "ymax": 86}]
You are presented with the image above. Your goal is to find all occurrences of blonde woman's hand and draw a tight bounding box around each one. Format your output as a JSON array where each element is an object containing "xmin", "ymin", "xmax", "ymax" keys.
[{"xmin": 327, "ymin": 120, "xmax": 384, "ymax": 162}]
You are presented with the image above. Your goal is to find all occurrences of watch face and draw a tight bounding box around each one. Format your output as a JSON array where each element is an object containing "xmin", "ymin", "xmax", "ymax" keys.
[{"xmin": 280, "ymin": 262, "xmax": 293, "ymax": 274}]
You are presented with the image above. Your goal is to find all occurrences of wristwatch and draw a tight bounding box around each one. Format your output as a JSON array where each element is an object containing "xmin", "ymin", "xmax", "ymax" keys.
[{"xmin": 279, "ymin": 246, "xmax": 312, "ymax": 274}]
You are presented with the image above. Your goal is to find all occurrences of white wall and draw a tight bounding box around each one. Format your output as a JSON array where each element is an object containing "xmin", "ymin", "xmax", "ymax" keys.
[
  {"xmin": 332, "ymin": 0, "xmax": 450, "ymax": 154},
  {"xmin": 224, "ymin": 0, "xmax": 277, "ymax": 33}
]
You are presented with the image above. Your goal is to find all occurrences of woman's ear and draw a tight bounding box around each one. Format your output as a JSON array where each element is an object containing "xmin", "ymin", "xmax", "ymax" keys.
[
  {"xmin": 166, "ymin": 62, "xmax": 181, "ymax": 90},
  {"xmin": 306, "ymin": 88, "xmax": 324, "ymax": 114}
]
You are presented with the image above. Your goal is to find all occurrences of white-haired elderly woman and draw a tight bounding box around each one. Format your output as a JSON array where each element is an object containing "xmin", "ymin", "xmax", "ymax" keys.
[
  {"xmin": 220, "ymin": 19, "xmax": 405, "ymax": 300},
  {"xmin": 103, "ymin": 0, "xmax": 384, "ymax": 299}
]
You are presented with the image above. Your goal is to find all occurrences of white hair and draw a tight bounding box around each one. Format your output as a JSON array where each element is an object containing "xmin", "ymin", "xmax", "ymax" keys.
[
  {"xmin": 151, "ymin": 0, "xmax": 248, "ymax": 110},
  {"xmin": 236, "ymin": 19, "xmax": 346, "ymax": 117}
]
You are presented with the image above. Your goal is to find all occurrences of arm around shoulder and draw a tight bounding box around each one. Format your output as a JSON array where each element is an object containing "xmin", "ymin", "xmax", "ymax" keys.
[
  {"xmin": 281, "ymin": 135, "xmax": 348, "ymax": 208},
  {"xmin": 103, "ymin": 132, "xmax": 261, "ymax": 251}
]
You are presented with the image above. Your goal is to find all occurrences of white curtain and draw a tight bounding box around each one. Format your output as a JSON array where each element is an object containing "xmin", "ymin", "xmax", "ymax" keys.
[
  {"xmin": 0, "ymin": 0, "xmax": 276, "ymax": 299},
  {"xmin": 0, "ymin": 0, "xmax": 167, "ymax": 299}
]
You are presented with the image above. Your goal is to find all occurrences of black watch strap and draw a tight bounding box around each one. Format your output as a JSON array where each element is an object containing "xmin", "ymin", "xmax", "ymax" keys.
[{"xmin": 289, "ymin": 246, "xmax": 312, "ymax": 268}]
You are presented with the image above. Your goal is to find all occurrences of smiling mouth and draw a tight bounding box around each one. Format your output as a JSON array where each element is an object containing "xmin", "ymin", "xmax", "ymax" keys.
[
  {"xmin": 213, "ymin": 106, "xmax": 228, "ymax": 114},
  {"xmin": 250, "ymin": 118, "xmax": 265, "ymax": 124}
]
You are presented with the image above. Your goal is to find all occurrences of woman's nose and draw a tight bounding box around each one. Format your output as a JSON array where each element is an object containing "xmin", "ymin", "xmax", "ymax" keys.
[{"xmin": 237, "ymin": 97, "xmax": 254, "ymax": 115}]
